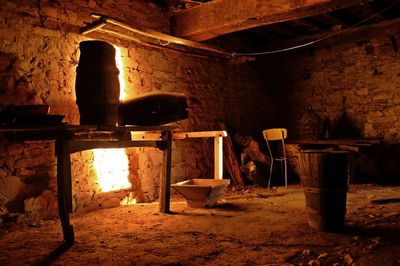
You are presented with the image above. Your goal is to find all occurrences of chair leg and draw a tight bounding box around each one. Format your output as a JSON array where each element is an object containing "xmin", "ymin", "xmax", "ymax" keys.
[
  {"xmin": 284, "ymin": 159, "xmax": 288, "ymax": 187},
  {"xmin": 268, "ymin": 160, "xmax": 274, "ymax": 189}
]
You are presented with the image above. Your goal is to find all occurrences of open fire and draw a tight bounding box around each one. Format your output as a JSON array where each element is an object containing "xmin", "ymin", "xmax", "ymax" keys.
[{"xmin": 93, "ymin": 46, "xmax": 131, "ymax": 193}]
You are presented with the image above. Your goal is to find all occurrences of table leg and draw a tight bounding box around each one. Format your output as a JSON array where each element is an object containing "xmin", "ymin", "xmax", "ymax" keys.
[
  {"xmin": 159, "ymin": 131, "xmax": 172, "ymax": 213},
  {"xmin": 214, "ymin": 135, "xmax": 223, "ymax": 179},
  {"xmin": 56, "ymin": 138, "xmax": 74, "ymax": 244}
]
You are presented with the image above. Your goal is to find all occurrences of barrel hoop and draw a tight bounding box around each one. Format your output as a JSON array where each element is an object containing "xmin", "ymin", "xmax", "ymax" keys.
[
  {"xmin": 303, "ymin": 187, "xmax": 348, "ymax": 194},
  {"xmin": 306, "ymin": 206, "xmax": 346, "ymax": 215},
  {"xmin": 76, "ymin": 65, "xmax": 119, "ymax": 73}
]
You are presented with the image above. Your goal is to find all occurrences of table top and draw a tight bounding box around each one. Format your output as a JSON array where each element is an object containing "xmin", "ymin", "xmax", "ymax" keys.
[
  {"xmin": 0, "ymin": 124, "xmax": 176, "ymax": 133},
  {"xmin": 286, "ymin": 138, "xmax": 383, "ymax": 146},
  {"xmin": 0, "ymin": 125, "xmax": 178, "ymax": 142}
]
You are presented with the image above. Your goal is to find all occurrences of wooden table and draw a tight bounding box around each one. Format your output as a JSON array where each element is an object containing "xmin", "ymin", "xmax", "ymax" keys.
[
  {"xmin": 1, "ymin": 125, "xmax": 228, "ymax": 245},
  {"xmin": 0, "ymin": 125, "xmax": 174, "ymax": 244},
  {"xmin": 286, "ymin": 138, "xmax": 383, "ymax": 152},
  {"xmin": 286, "ymin": 138, "xmax": 383, "ymax": 183}
]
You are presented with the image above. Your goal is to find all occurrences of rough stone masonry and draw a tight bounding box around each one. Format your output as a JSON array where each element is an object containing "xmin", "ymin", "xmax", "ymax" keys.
[{"xmin": 0, "ymin": 0, "xmax": 272, "ymax": 219}]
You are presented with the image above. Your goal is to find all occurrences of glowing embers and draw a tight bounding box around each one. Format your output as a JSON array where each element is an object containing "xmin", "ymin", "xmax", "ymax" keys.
[
  {"xmin": 120, "ymin": 192, "xmax": 137, "ymax": 206},
  {"xmin": 93, "ymin": 148, "xmax": 131, "ymax": 192}
]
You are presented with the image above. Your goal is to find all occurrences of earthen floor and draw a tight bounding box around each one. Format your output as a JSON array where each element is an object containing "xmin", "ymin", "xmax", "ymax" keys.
[{"xmin": 0, "ymin": 184, "xmax": 399, "ymax": 265}]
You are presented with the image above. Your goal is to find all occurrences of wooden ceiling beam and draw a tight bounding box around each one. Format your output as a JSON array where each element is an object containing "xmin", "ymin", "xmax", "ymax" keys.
[{"xmin": 171, "ymin": 0, "xmax": 365, "ymax": 41}]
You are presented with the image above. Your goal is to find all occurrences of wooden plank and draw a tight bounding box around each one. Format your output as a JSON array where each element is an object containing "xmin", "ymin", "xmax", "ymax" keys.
[
  {"xmin": 131, "ymin": 132, "xmax": 162, "ymax": 140},
  {"xmin": 87, "ymin": 15, "xmax": 233, "ymax": 59},
  {"xmin": 130, "ymin": 130, "xmax": 228, "ymax": 141},
  {"xmin": 338, "ymin": 145, "xmax": 359, "ymax": 152},
  {"xmin": 69, "ymin": 140, "xmax": 159, "ymax": 153},
  {"xmin": 172, "ymin": 130, "xmax": 227, "ymax": 139},
  {"xmin": 171, "ymin": 0, "xmax": 362, "ymax": 41},
  {"xmin": 288, "ymin": 139, "xmax": 380, "ymax": 146}
]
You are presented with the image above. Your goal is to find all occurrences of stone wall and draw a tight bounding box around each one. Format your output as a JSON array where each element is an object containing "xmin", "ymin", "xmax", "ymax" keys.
[
  {"xmin": 264, "ymin": 35, "xmax": 400, "ymax": 183},
  {"xmin": 0, "ymin": 0, "xmax": 277, "ymax": 219}
]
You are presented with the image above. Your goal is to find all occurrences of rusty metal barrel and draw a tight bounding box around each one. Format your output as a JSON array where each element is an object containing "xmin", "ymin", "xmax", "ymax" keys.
[
  {"xmin": 299, "ymin": 149, "xmax": 349, "ymax": 232},
  {"xmin": 75, "ymin": 40, "xmax": 120, "ymax": 126}
]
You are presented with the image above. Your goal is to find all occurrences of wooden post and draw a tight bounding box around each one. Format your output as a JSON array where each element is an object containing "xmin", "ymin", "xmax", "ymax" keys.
[
  {"xmin": 214, "ymin": 135, "xmax": 223, "ymax": 179},
  {"xmin": 159, "ymin": 131, "xmax": 172, "ymax": 213},
  {"xmin": 55, "ymin": 138, "xmax": 74, "ymax": 244}
]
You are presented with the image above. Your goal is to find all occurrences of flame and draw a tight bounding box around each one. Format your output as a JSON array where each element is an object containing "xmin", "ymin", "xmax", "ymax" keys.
[
  {"xmin": 93, "ymin": 46, "xmax": 131, "ymax": 194},
  {"xmin": 115, "ymin": 46, "xmax": 126, "ymax": 100},
  {"xmin": 93, "ymin": 148, "xmax": 131, "ymax": 192}
]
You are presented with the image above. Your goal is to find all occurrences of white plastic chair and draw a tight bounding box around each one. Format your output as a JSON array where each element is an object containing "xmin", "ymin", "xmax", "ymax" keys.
[{"xmin": 262, "ymin": 128, "xmax": 288, "ymax": 188}]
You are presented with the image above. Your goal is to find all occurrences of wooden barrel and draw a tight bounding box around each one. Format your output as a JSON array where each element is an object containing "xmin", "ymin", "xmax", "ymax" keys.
[
  {"xmin": 118, "ymin": 92, "xmax": 188, "ymax": 126},
  {"xmin": 299, "ymin": 149, "xmax": 349, "ymax": 232},
  {"xmin": 75, "ymin": 40, "xmax": 120, "ymax": 126}
]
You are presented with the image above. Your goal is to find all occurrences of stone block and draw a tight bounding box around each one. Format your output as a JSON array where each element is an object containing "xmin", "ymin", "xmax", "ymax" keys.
[
  {"xmin": 0, "ymin": 168, "xmax": 8, "ymax": 179},
  {"xmin": 15, "ymin": 167, "xmax": 36, "ymax": 177},
  {"xmin": 33, "ymin": 26, "xmax": 61, "ymax": 38},
  {"xmin": 6, "ymin": 143, "xmax": 24, "ymax": 155},
  {"xmin": 356, "ymin": 87, "xmax": 369, "ymax": 96},
  {"xmin": 43, "ymin": 17, "xmax": 59, "ymax": 29},
  {"xmin": 0, "ymin": 175, "xmax": 23, "ymax": 200},
  {"xmin": 123, "ymin": 58, "xmax": 139, "ymax": 69},
  {"xmin": 24, "ymin": 189, "xmax": 58, "ymax": 219},
  {"xmin": 372, "ymin": 94, "xmax": 393, "ymax": 101},
  {"xmin": 364, "ymin": 123, "xmax": 378, "ymax": 137},
  {"xmin": 373, "ymin": 117, "xmax": 395, "ymax": 129},
  {"xmin": 15, "ymin": 155, "xmax": 53, "ymax": 168},
  {"xmin": 366, "ymin": 111, "xmax": 384, "ymax": 121}
]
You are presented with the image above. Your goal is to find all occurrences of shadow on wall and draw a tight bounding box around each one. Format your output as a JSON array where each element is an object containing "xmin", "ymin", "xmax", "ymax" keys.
[
  {"xmin": 0, "ymin": 52, "xmax": 36, "ymax": 104},
  {"xmin": 327, "ymin": 112, "xmax": 399, "ymax": 185},
  {"xmin": 330, "ymin": 111, "xmax": 364, "ymax": 139},
  {"xmin": 354, "ymin": 143, "xmax": 400, "ymax": 185}
]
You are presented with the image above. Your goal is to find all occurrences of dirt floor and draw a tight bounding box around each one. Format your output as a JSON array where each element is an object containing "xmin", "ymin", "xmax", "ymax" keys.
[{"xmin": 0, "ymin": 183, "xmax": 399, "ymax": 266}]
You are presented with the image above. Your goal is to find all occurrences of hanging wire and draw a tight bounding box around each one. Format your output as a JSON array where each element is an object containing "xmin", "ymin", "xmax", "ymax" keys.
[{"xmin": 232, "ymin": 0, "xmax": 400, "ymax": 57}]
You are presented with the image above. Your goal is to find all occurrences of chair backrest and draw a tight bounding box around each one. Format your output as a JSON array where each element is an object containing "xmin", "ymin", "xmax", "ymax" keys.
[
  {"xmin": 262, "ymin": 128, "xmax": 287, "ymax": 141},
  {"xmin": 263, "ymin": 128, "xmax": 287, "ymax": 160}
]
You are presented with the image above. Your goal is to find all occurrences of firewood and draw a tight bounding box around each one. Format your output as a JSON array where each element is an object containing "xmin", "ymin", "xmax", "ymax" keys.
[{"xmin": 218, "ymin": 123, "xmax": 244, "ymax": 186}]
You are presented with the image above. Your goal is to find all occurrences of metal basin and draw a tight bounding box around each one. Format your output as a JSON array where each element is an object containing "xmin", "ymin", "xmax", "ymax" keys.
[{"xmin": 171, "ymin": 179, "xmax": 230, "ymax": 208}]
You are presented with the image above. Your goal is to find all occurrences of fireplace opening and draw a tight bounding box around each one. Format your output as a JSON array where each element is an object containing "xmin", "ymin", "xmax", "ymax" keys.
[{"xmin": 93, "ymin": 148, "xmax": 130, "ymax": 192}]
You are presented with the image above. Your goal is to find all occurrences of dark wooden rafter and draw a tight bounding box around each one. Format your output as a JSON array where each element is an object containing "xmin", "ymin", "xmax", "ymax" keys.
[
  {"xmin": 329, "ymin": 1, "xmax": 399, "ymax": 29},
  {"xmin": 263, "ymin": 24, "xmax": 302, "ymax": 39},
  {"xmin": 262, "ymin": 16, "xmax": 400, "ymax": 52},
  {"xmin": 369, "ymin": 0, "xmax": 400, "ymax": 19},
  {"xmin": 314, "ymin": 13, "xmax": 348, "ymax": 29},
  {"xmin": 330, "ymin": 8, "xmax": 363, "ymax": 26},
  {"xmin": 248, "ymin": 27, "xmax": 282, "ymax": 42},
  {"xmin": 280, "ymin": 20, "xmax": 323, "ymax": 35},
  {"xmin": 171, "ymin": 0, "xmax": 367, "ymax": 41},
  {"xmin": 301, "ymin": 17, "xmax": 332, "ymax": 32}
]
